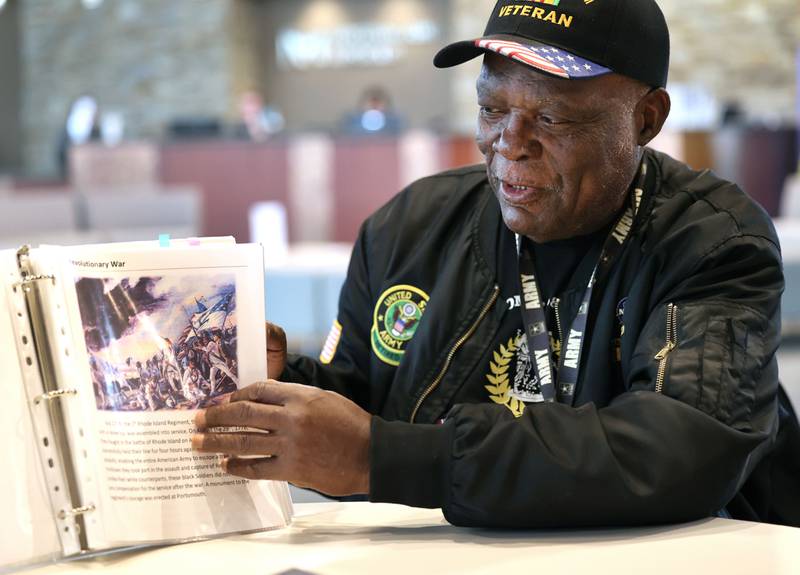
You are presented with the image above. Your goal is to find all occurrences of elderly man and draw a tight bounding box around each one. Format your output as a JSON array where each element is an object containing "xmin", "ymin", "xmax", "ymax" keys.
[{"xmin": 193, "ymin": 0, "xmax": 786, "ymax": 527}]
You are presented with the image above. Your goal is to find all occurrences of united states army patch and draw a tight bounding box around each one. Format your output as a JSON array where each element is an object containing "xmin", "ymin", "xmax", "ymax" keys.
[{"xmin": 370, "ymin": 284, "xmax": 429, "ymax": 366}]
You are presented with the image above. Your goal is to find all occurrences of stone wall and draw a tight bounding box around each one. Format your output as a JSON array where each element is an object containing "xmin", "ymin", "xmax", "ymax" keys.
[
  {"xmin": 20, "ymin": 0, "xmax": 232, "ymax": 176},
  {"xmin": 0, "ymin": 0, "xmax": 22, "ymax": 172},
  {"xmin": 663, "ymin": 0, "xmax": 799, "ymax": 125}
]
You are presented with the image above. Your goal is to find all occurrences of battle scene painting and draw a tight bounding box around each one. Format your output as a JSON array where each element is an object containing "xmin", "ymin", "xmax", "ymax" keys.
[{"xmin": 75, "ymin": 274, "xmax": 239, "ymax": 411}]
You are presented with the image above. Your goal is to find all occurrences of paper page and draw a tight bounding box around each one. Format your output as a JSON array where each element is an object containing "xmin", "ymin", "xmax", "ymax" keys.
[
  {"xmin": 0, "ymin": 251, "xmax": 62, "ymax": 571},
  {"xmin": 36, "ymin": 242, "xmax": 292, "ymax": 551}
]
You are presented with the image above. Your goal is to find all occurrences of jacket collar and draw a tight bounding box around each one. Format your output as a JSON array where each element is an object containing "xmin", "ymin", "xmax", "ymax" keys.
[{"xmin": 473, "ymin": 177, "xmax": 503, "ymax": 283}]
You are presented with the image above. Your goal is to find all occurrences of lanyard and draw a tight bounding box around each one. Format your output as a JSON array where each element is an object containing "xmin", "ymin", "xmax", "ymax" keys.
[{"xmin": 516, "ymin": 161, "xmax": 647, "ymax": 405}]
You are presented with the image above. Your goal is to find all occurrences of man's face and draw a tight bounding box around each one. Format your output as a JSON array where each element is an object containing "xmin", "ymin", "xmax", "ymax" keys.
[{"xmin": 476, "ymin": 53, "xmax": 648, "ymax": 243}]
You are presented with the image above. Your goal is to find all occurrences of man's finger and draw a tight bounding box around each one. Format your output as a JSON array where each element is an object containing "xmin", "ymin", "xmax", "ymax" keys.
[
  {"xmin": 192, "ymin": 431, "xmax": 281, "ymax": 456},
  {"xmin": 229, "ymin": 380, "xmax": 295, "ymax": 406},
  {"xmin": 222, "ymin": 455, "xmax": 284, "ymax": 481},
  {"xmin": 266, "ymin": 322, "xmax": 287, "ymax": 351},
  {"xmin": 196, "ymin": 400, "xmax": 284, "ymax": 430}
]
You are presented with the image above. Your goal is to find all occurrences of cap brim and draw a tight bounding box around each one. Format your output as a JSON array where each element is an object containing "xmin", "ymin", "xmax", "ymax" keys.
[{"xmin": 434, "ymin": 35, "xmax": 611, "ymax": 80}]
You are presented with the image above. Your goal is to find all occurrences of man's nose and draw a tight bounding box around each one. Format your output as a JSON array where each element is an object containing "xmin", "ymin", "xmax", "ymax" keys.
[{"xmin": 493, "ymin": 115, "xmax": 542, "ymax": 161}]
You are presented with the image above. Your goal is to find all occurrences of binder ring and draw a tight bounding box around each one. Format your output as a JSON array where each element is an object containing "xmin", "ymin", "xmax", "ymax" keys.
[
  {"xmin": 16, "ymin": 274, "xmax": 56, "ymax": 286},
  {"xmin": 57, "ymin": 504, "xmax": 96, "ymax": 520},
  {"xmin": 34, "ymin": 389, "xmax": 78, "ymax": 405}
]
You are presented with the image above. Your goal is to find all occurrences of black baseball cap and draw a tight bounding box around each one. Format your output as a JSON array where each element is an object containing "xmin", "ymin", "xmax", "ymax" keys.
[{"xmin": 434, "ymin": 0, "xmax": 670, "ymax": 88}]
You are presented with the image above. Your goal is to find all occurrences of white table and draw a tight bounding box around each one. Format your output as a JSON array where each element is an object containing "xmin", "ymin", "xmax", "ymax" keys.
[{"xmin": 23, "ymin": 502, "xmax": 800, "ymax": 575}]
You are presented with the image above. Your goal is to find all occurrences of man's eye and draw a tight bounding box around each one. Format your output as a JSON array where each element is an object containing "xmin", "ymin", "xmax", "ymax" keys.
[
  {"xmin": 480, "ymin": 106, "xmax": 502, "ymax": 117},
  {"xmin": 540, "ymin": 115, "xmax": 569, "ymax": 126}
]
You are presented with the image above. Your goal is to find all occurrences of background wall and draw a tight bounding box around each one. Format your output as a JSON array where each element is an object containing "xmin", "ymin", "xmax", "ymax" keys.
[
  {"xmin": 20, "ymin": 0, "xmax": 232, "ymax": 176},
  {"xmin": 250, "ymin": 0, "xmax": 452, "ymax": 133},
  {"xmin": 9, "ymin": 0, "xmax": 800, "ymax": 177},
  {"xmin": 663, "ymin": 0, "xmax": 799, "ymax": 125},
  {"xmin": 444, "ymin": 0, "xmax": 800, "ymax": 132}
]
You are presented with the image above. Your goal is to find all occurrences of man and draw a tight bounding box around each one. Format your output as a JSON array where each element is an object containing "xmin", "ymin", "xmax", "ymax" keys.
[
  {"xmin": 205, "ymin": 332, "xmax": 239, "ymax": 394},
  {"xmin": 193, "ymin": 0, "xmax": 787, "ymax": 527},
  {"xmin": 183, "ymin": 378, "xmax": 207, "ymax": 407},
  {"xmin": 159, "ymin": 337, "xmax": 183, "ymax": 395},
  {"xmin": 182, "ymin": 359, "xmax": 211, "ymax": 400}
]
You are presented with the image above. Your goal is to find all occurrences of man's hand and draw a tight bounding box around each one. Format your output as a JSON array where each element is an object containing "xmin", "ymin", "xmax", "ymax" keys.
[
  {"xmin": 192, "ymin": 380, "xmax": 371, "ymax": 496},
  {"xmin": 266, "ymin": 322, "xmax": 287, "ymax": 379}
]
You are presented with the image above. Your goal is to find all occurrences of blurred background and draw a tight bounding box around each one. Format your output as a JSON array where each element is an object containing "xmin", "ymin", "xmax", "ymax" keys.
[{"xmin": 0, "ymin": 0, "xmax": 799, "ymax": 410}]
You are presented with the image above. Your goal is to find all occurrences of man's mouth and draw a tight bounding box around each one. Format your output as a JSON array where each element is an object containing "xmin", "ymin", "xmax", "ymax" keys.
[
  {"xmin": 507, "ymin": 183, "xmax": 531, "ymax": 191},
  {"xmin": 497, "ymin": 179, "xmax": 545, "ymax": 205}
]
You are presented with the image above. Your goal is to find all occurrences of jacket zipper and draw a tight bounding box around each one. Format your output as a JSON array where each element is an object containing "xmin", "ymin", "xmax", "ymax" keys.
[
  {"xmin": 409, "ymin": 285, "xmax": 499, "ymax": 423},
  {"xmin": 653, "ymin": 303, "xmax": 678, "ymax": 393}
]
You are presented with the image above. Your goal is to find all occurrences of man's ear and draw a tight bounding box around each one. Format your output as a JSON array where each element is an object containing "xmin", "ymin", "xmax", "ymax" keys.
[{"xmin": 636, "ymin": 88, "xmax": 671, "ymax": 146}]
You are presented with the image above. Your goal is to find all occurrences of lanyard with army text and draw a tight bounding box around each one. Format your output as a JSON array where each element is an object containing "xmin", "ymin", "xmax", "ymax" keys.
[{"xmin": 516, "ymin": 161, "xmax": 647, "ymax": 405}]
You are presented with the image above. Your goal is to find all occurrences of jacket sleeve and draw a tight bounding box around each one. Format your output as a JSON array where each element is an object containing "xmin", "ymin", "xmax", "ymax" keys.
[
  {"xmin": 280, "ymin": 221, "xmax": 377, "ymax": 410},
  {"xmin": 369, "ymin": 231, "xmax": 783, "ymax": 527}
]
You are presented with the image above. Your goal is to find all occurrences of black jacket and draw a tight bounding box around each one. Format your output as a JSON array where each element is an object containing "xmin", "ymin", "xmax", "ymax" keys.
[{"xmin": 284, "ymin": 148, "xmax": 786, "ymax": 527}]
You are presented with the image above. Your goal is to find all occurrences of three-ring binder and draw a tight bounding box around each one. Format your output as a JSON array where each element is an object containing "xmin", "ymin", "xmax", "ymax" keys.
[
  {"xmin": 34, "ymin": 388, "xmax": 78, "ymax": 405},
  {"xmin": 14, "ymin": 244, "xmax": 92, "ymax": 551},
  {"xmin": 18, "ymin": 274, "xmax": 55, "ymax": 284},
  {"xmin": 15, "ymin": 274, "xmax": 56, "ymax": 292},
  {"xmin": 58, "ymin": 504, "xmax": 96, "ymax": 520}
]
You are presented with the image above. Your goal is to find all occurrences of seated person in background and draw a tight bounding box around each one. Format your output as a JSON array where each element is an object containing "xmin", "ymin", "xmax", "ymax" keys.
[
  {"xmin": 235, "ymin": 90, "xmax": 285, "ymax": 141},
  {"xmin": 194, "ymin": 0, "xmax": 792, "ymax": 527},
  {"xmin": 340, "ymin": 86, "xmax": 404, "ymax": 135}
]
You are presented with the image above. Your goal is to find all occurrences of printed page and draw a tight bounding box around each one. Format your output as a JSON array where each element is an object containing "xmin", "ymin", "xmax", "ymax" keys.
[
  {"xmin": 0, "ymin": 251, "xmax": 63, "ymax": 571},
  {"xmin": 37, "ymin": 242, "xmax": 292, "ymax": 551}
]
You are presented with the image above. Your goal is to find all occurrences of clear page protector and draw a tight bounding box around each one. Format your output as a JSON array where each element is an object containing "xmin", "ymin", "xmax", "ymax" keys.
[{"xmin": 36, "ymin": 241, "xmax": 292, "ymax": 550}]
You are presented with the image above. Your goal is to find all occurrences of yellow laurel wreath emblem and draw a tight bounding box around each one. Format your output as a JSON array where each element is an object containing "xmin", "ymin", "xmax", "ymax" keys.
[{"xmin": 485, "ymin": 336, "xmax": 526, "ymax": 417}]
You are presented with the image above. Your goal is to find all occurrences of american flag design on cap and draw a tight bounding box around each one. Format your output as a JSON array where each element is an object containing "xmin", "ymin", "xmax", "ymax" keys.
[{"xmin": 475, "ymin": 39, "xmax": 610, "ymax": 79}]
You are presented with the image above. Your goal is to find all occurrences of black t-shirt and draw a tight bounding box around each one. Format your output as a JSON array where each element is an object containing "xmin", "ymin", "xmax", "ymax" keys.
[{"xmin": 451, "ymin": 223, "xmax": 606, "ymax": 415}]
